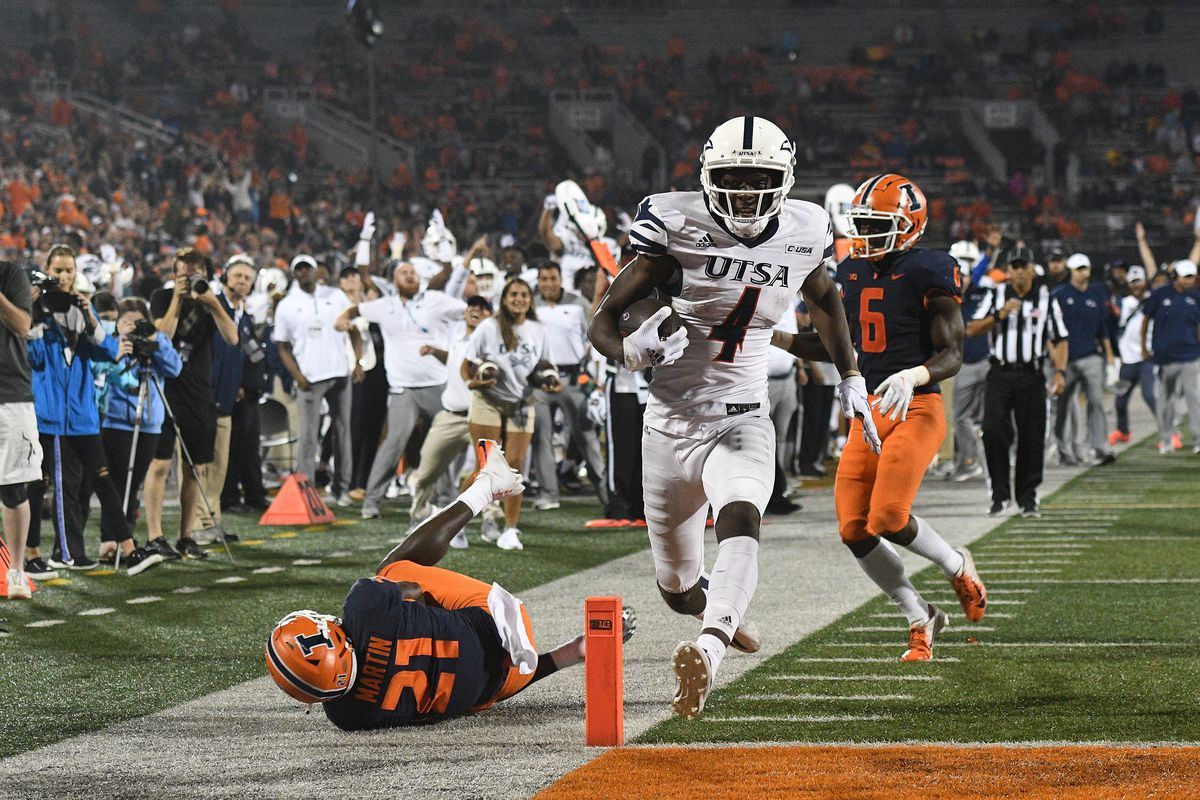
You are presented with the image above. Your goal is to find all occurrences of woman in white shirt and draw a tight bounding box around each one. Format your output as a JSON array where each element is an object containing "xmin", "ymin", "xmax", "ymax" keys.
[{"xmin": 462, "ymin": 278, "xmax": 561, "ymax": 550}]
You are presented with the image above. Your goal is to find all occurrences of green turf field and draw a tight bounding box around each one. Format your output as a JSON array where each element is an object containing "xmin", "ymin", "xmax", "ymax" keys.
[
  {"xmin": 642, "ymin": 439, "xmax": 1200, "ymax": 745},
  {"xmin": 0, "ymin": 500, "xmax": 637, "ymax": 759}
]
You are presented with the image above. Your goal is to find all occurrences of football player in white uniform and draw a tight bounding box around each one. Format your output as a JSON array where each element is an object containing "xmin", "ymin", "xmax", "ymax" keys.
[{"xmin": 589, "ymin": 116, "xmax": 880, "ymax": 719}]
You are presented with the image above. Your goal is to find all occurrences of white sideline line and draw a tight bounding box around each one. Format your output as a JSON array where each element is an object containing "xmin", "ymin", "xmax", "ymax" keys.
[
  {"xmin": 845, "ymin": 625, "xmax": 996, "ymax": 632},
  {"xmin": 919, "ymin": 596, "xmax": 1026, "ymax": 605},
  {"xmin": 742, "ymin": 693, "xmax": 914, "ymax": 701},
  {"xmin": 873, "ymin": 618, "xmax": 1012, "ymax": 623},
  {"xmin": 792, "ymin": 662, "xmax": 960, "ymax": 666},
  {"xmin": 214, "ymin": 576, "xmax": 246, "ymax": 584},
  {"xmin": 251, "ymin": 567, "xmax": 284, "ymax": 574},
  {"xmin": 766, "ymin": 674, "xmax": 943, "ymax": 682},
  {"xmin": 24, "ymin": 619, "xmax": 65, "ymax": 628},
  {"xmin": 980, "ymin": 560, "xmax": 1071, "ymax": 565},
  {"xmin": 292, "ymin": 559, "xmax": 322, "ymax": 566},
  {"xmin": 708, "ymin": 715, "xmax": 890, "ymax": 723},
  {"xmin": 981, "ymin": 569, "xmax": 1062, "ymax": 574},
  {"xmin": 173, "ymin": 586, "xmax": 203, "ymax": 594},
  {"xmin": 126, "ymin": 596, "xmax": 162, "ymax": 604},
  {"xmin": 78, "ymin": 607, "xmax": 116, "ymax": 616},
  {"xmin": 992, "ymin": 578, "xmax": 1200, "ymax": 585},
  {"xmin": 919, "ymin": 587, "xmax": 1036, "ymax": 594}
]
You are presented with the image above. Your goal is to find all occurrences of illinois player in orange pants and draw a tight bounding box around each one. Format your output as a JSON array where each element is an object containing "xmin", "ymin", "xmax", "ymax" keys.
[
  {"xmin": 774, "ymin": 174, "xmax": 986, "ymax": 661},
  {"xmin": 265, "ymin": 440, "xmax": 635, "ymax": 729}
]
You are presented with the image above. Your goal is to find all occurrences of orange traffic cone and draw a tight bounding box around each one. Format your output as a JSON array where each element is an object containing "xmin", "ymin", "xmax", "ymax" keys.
[
  {"xmin": 259, "ymin": 473, "xmax": 335, "ymax": 526},
  {"xmin": 0, "ymin": 539, "xmax": 37, "ymax": 597}
]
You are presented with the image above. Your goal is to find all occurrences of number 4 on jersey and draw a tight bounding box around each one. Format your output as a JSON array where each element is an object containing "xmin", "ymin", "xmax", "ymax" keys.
[{"xmin": 708, "ymin": 287, "xmax": 761, "ymax": 363}]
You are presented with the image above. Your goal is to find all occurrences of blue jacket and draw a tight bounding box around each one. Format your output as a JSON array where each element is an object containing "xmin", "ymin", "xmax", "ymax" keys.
[
  {"xmin": 211, "ymin": 294, "xmax": 254, "ymax": 415},
  {"xmin": 28, "ymin": 317, "xmax": 119, "ymax": 436},
  {"xmin": 102, "ymin": 332, "xmax": 184, "ymax": 434}
]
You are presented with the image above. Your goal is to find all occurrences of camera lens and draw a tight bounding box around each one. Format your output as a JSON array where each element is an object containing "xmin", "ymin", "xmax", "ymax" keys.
[{"xmin": 189, "ymin": 275, "xmax": 210, "ymax": 294}]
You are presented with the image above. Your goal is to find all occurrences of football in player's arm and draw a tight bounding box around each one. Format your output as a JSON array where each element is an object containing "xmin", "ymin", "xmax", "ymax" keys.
[{"xmin": 265, "ymin": 441, "xmax": 634, "ymax": 730}]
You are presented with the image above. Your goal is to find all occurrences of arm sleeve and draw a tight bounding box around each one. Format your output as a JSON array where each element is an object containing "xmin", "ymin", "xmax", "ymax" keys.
[
  {"xmin": 1047, "ymin": 296, "xmax": 1069, "ymax": 343},
  {"xmin": 357, "ymin": 297, "xmax": 386, "ymax": 325},
  {"xmin": 272, "ymin": 302, "xmax": 294, "ymax": 343},
  {"xmin": 970, "ymin": 253, "xmax": 992, "ymax": 286},
  {"xmin": 154, "ymin": 333, "xmax": 184, "ymax": 378},
  {"xmin": 971, "ymin": 288, "xmax": 995, "ymax": 320},
  {"xmin": 628, "ymin": 196, "xmax": 670, "ymax": 256}
]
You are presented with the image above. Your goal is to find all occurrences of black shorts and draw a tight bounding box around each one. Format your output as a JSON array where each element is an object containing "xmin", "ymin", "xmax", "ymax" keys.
[{"xmin": 155, "ymin": 397, "xmax": 217, "ymax": 465}]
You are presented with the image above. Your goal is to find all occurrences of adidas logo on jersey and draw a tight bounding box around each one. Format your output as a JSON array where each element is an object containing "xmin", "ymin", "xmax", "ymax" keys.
[
  {"xmin": 696, "ymin": 233, "xmax": 715, "ymax": 248},
  {"xmin": 719, "ymin": 615, "xmax": 734, "ymax": 626}
]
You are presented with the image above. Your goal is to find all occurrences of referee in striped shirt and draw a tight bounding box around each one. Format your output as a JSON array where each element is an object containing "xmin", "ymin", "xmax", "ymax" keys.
[{"xmin": 966, "ymin": 246, "xmax": 1069, "ymax": 518}]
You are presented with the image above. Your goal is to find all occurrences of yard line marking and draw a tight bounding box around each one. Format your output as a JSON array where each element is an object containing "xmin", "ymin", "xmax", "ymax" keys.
[
  {"xmin": 251, "ymin": 567, "xmax": 284, "ymax": 574},
  {"xmin": 25, "ymin": 619, "xmax": 66, "ymax": 628},
  {"xmin": 993, "ymin": 578, "xmax": 1200, "ymax": 585},
  {"xmin": 824, "ymin": 641, "xmax": 1189, "ymax": 648},
  {"xmin": 981, "ymin": 568, "xmax": 1062, "ymax": 574},
  {"xmin": 869, "ymin": 612, "xmax": 1013, "ymax": 620},
  {"xmin": 979, "ymin": 559, "xmax": 1071, "ymax": 565},
  {"xmin": 742, "ymin": 693, "xmax": 914, "ymax": 701},
  {"xmin": 919, "ymin": 587, "xmax": 1036, "ymax": 594},
  {"xmin": 766, "ymin": 674, "xmax": 943, "ymax": 682},
  {"xmin": 126, "ymin": 595, "xmax": 162, "ymax": 604},
  {"xmin": 78, "ymin": 607, "xmax": 116, "ymax": 616},
  {"xmin": 707, "ymin": 714, "xmax": 890, "ymax": 723},
  {"xmin": 790, "ymin": 656, "xmax": 961, "ymax": 664},
  {"xmin": 846, "ymin": 625, "xmax": 996, "ymax": 632},
  {"xmin": 918, "ymin": 595, "xmax": 1026, "ymax": 605},
  {"xmin": 214, "ymin": 576, "xmax": 247, "ymax": 584},
  {"xmin": 270, "ymin": 532, "xmax": 297, "ymax": 539},
  {"xmin": 292, "ymin": 559, "xmax": 322, "ymax": 566},
  {"xmin": 173, "ymin": 586, "xmax": 203, "ymax": 594},
  {"xmin": 327, "ymin": 550, "xmax": 352, "ymax": 558}
]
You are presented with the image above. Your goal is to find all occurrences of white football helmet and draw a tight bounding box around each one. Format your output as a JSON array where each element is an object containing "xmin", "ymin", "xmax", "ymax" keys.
[
  {"xmin": 949, "ymin": 240, "xmax": 982, "ymax": 275},
  {"xmin": 700, "ymin": 116, "xmax": 796, "ymax": 238},
  {"xmin": 824, "ymin": 183, "xmax": 855, "ymax": 238},
  {"xmin": 470, "ymin": 256, "xmax": 500, "ymax": 298}
]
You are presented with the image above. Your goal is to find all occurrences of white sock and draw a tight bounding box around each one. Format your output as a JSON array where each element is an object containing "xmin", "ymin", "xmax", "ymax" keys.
[
  {"xmin": 904, "ymin": 516, "xmax": 965, "ymax": 578},
  {"xmin": 456, "ymin": 479, "xmax": 493, "ymax": 516},
  {"xmin": 701, "ymin": 536, "xmax": 759, "ymax": 653},
  {"xmin": 696, "ymin": 632, "xmax": 726, "ymax": 677},
  {"xmin": 856, "ymin": 538, "xmax": 929, "ymax": 626}
]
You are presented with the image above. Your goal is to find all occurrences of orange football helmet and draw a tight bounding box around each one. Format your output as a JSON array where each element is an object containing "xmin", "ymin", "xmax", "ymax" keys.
[
  {"xmin": 847, "ymin": 173, "xmax": 928, "ymax": 259},
  {"xmin": 265, "ymin": 610, "xmax": 358, "ymax": 705}
]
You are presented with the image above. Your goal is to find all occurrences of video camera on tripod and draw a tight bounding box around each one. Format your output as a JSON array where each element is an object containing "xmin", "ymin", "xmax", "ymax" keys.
[{"xmin": 126, "ymin": 318, "xmax": 160, "ymax": 363}]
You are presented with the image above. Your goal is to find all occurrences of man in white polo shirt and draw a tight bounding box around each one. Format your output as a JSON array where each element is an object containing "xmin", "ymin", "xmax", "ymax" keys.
[
  {"xmin": 274, "ymin": 255, "xmax": 361, "ymax": 504},
  {"xmin": 531, "ymin": 261, "xmax": 607, "ymax": 509},
  {"xmin": 335, "ymin": 261, "xmax": 467, "ymax": 518}
]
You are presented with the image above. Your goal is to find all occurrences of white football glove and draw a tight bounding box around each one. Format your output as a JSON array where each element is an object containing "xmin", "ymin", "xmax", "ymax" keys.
[
  {"xmin": 355, "ymin": 211, "xmax": 376, "ymax": 267},
  {"xmin": 585, "ymin": 392, "xmax": 607, "ymax": 427},
  {"xmin": 544, "ymin": 194, "xmax": 559, "ymax": 211},
  {"xmin": 872, "ymin": 365, "xmax": 930, "ymax": 422},
  {"xmin": 837, "ymin": 374, "xmax": 882, "ymax": 454},
  {"xmin": 622, "ymin": 307, "xmax": 689, "ymax": 371}
]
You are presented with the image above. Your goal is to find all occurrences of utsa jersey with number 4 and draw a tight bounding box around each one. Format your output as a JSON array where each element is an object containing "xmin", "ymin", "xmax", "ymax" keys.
[
  {"xmin": 629, "ymin": 192, "xmax": 833, "ymax": 435},
  {"xmin": 322, "ymin": 577, "xmax": 508, "ymax": 731},
  {"xmin": 836, "ymin": 247, "xmax": 962, "ymax": 394}
]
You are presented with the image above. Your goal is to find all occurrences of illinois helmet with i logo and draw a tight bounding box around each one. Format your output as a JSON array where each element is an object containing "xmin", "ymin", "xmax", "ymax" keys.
[{"xmin": 847, "ymin": 174, "xmax": 928, "ymax": 259}]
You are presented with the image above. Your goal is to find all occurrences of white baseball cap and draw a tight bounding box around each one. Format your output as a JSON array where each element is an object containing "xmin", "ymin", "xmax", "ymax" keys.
[
  {"xmin": 1174, "ymin": 259, "xmax": 1198, "ymax": 278},
  {"xmin": 1066, "ymin": 253, "xmax": 1091, "ymax": 270},
  {"xmin": 1126, "ymin": 266, "xmax": 1147, "ymax": 283}
]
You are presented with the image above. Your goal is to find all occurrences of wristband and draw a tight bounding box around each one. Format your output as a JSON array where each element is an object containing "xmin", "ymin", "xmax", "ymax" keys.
[{"xmin": 840, "ymin": 369, "xmax": 862, "ymax": 380}]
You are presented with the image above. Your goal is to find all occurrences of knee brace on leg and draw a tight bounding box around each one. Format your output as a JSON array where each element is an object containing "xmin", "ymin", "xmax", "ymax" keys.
[
  {"xmin": 844, "ymin": 536, "xmax": 881, "ymax": 558},
  {"xmin": 0, "ymin": 482, "xmax": 27, "ymax": 509},
  {"xmin": 657, "ymin": 580, "xmax": 706, "ymax": 616},
  {"xmin": 881, "ymin": 526, "xmax": 917, "ymax": 547}
]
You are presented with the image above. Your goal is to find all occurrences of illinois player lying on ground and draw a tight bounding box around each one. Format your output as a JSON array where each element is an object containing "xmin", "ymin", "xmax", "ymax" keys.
[{"xmin": 265, "ymin": 439, "xmax": 635, "ymax": 730}]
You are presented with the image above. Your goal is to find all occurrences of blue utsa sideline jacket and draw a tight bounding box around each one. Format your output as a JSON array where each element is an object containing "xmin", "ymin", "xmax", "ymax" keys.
[
  {"xmin": 28, "ymin": 316, "xmax": 118, "ymax": 436},
  {"xmin": 103, "ymin": 332, "xmax": 183, "ymax": 435}
]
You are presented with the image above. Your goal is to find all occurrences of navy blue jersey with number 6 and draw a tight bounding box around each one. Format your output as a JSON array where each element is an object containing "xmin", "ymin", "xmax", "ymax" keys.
[{"xmin": 836, "ymin": 247, "xmax": 962, "ymax": 395}]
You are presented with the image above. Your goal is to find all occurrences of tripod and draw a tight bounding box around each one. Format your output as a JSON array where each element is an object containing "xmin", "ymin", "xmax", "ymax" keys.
[{"xmin": 116, "ymin": 365, "xmax": 235, "ymax": 567}]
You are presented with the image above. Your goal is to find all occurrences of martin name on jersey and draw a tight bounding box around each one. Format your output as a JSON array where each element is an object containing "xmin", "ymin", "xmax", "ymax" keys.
[{"xmin": 629, "ymin": 191, "xmax": 833, "ymax": 435}]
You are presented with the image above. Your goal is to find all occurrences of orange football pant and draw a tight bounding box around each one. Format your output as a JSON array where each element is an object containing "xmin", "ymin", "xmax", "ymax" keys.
[
  {"xmin": 835, "ymin": 393, "xmax": 945, "ymax": 543},
  {"xmin": 376, "ymin": 560, "xmax": 537, "ymax": 705}
]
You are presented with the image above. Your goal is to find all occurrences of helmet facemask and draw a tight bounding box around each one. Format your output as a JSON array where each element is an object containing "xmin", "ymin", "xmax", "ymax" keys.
[
  {"xmin": 701, "ymin": 164, "xmax": 793, "ymax": 239},
  {"xmin": 848, "ymin": 207, "xmax": 912, "ymax": 259}
]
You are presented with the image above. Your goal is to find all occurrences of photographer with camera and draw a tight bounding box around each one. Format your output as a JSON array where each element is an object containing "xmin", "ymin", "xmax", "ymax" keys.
[
  {"xmin": 26, "ymin": 245, "xmax": 163, "ymax": 575},
  {"xmin": 0, "ymin": 260, "xmax": 43, "ymax": 597},
  {"xmin": 144, "ymin": 248, "xmax": 239, "ymax": 560},
  {"xmin": 99, "ymin": 298, "xmax": 183, "ymax": 562}
]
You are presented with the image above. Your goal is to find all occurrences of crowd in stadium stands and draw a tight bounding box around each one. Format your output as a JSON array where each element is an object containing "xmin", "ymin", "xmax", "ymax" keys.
[{"xmin": 3, "ymin": 2, "xmax": 1200, "ymax": 597}]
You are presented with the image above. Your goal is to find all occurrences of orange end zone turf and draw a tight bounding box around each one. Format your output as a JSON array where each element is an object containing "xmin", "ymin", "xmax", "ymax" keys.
[{"xmin": 534, "ymin": 745, "xmax": 1200, "ymax": 800}]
